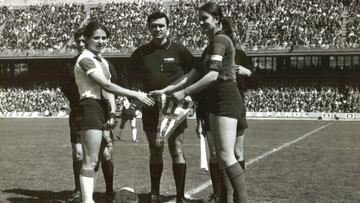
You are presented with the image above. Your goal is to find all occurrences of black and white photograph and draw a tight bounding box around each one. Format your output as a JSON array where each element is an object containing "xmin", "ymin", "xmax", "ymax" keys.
[{"xmin": 0, "ymin": 0, "xmax": 359, "ymax": 202}]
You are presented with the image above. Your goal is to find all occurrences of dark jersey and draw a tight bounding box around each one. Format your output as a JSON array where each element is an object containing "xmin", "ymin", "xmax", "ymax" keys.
[
  {"xmin": 235, "ymin": 49, "xmax": 251, "ymax": 97},
  {"xmin": 195, "ymin": 34, "xmax": 237, "ymax": 83},
  {"xmin": 120, "ymin": 106, "xmax": 137, "ymax": 119},
  {"xmin": 61, "ymin": 54, "xmax": 81, "ymax": 111},
  {"xmin": 124, "ymin": 39, "xmax": 193, "ymax": 91}
]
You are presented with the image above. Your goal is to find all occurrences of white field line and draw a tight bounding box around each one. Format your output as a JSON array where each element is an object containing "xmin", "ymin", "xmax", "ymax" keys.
[{"xmin": 165, "ymin": 122, "xmax": 334, "ymax": 202}]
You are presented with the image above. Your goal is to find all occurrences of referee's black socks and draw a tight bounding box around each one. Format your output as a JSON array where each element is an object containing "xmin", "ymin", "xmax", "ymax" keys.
[
  {"xmin": 150, "ymin": 162, "xmax": 163, "ymax": 195},
  {"xmin": 173, "ymin": 163, "xmax": 186, "ymax": 200}
]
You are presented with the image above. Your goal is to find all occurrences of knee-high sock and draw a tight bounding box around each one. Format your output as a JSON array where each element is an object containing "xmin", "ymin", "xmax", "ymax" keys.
[
  {"xmin": 132, "ymin": 129, "xmax": 137, "ymax": 141},
  {"xmin": 173, "ymin": 163, "xmax": 186, "ymax": 200},
  {"xmin": 73, "ymin": 160, "xmax": 82, "ymax": 191},
  {"xmin": 209, "ymin": 162, "xmax": 221, "ymax": 196},
  {"xmin": 150, "ymin": 163, "xmax": 163, "ymax": 195},
  {"xmin": 225, "ymin": 163, "xmax": 248, "ymax": 203},
  {"xmin": 80, "ymin": 169, "xmax": 95, "ymax": 203},
  {"xmin": 101, "ymin": 159, "xmax": 114, "ymax": 195}
]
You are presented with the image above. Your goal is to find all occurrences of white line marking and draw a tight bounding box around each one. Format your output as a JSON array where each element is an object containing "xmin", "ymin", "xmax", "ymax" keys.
[{"xmin": 184, "ymin": 122, "xmax": 334, "ymax": 199}]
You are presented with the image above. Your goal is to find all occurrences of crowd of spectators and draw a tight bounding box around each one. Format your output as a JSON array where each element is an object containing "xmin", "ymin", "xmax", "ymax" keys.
[
  {"xmin": 0, "ymin": 0, "xmax": 359, "ymax": 53},
  {"xmin": 88, "ymin": 1, "xmax": 165, "ymax": 52},
  {"xmin": 0, "ymin": 3, "xmax": 85, "ymax": 52},
  {"xmin": 244, "ymin": 82, "xmax": 360, "ymax": 113},
  {"xmin": 0, "ymin": 82, "xmax": 68, "ymax": 113},
  {"xmin": 344, "ymin": 0, "xmax": 360, "ymax": 47},
  {"xmin": 247, "ymin": 0, "xmax": 344, "ymax": 50},
  {"xmin": 1, "ymin": 81, "xmax": 359, "ymax": 114}
]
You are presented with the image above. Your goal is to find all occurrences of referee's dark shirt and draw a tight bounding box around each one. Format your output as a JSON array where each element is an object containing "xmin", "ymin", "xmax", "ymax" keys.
[{"xmin": 125, "ymin": 39, "xmax": 193, "ymax": 91}]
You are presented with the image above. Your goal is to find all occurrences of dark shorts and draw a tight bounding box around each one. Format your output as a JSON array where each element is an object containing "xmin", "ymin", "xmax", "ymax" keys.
[
  {"xmin": 208, "ymin": 80, "xmax": 246, "ymax": 120},
  {"xmin": 195, "ymin": 100, "xmax": 211, "ymax": 132},
  {"xmin": 120, "ymin": 107, "xmax": 136, "ymax": 119},
  {"xmin": 142, "ymin": 104, "xmax": 187, "ymax": 135},
  {"xmin": 195, "ymin": 95, "xmax": 248, "ymax": 135},
  {"xmin": 79, "ymin": 98, "xmax": 107, "ymax": 131},
  {"xmin": 69, "ymin": 109, "xmax": 81, "ymax": 144},
  {"xmin": 199, "ymin": 114, "xmax": 247, "ymax": 136}
]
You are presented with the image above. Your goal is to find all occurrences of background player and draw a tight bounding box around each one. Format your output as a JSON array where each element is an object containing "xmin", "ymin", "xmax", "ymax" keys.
[
  {"xmin": 60, "ymin": 28, "xmax": 85, "ymax": 202},
  {"xmin": 116, "ymin": 97, "xmax": 139, "ymax": 143}
]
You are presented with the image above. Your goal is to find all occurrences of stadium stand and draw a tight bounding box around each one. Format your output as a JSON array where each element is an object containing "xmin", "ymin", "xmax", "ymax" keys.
[{"xmin": 0, "ymin": 0, "xmax": 359, "ymax": 53}]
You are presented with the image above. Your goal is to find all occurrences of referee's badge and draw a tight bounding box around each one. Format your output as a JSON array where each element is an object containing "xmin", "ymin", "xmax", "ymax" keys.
[
  {"xmin": 161, "ymin": 58, "xmax": 175, "ymax": 71},
  {"xmin": 164, "ymin": 57, "xmax": 175, "ymax": 63}
]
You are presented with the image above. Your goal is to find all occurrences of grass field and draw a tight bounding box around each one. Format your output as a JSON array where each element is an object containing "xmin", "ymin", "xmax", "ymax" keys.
[{"xmin": 0, "ymin": 118, "xmax": 359, "ymax": 203}]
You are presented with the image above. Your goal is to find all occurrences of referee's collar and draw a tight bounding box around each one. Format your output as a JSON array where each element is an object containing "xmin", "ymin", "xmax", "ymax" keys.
[{"xmin": 151, "ymin": 38, "xmax": 171, "ymax": 50}]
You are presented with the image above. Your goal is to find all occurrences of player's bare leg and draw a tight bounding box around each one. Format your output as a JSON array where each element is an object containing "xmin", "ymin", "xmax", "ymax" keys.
[
  {"xmin": 80, "ymin": 129, "xmax": 103, "ymax": 203},
  {"xmin": 210, "ymin": 114, "xmax": 247, "ymax": 203}
]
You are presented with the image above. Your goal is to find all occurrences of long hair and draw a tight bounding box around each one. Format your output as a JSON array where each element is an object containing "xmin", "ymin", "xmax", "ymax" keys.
[{"xmin": 199, "ymin": 2, "xmax": 236, "ymax": 46}]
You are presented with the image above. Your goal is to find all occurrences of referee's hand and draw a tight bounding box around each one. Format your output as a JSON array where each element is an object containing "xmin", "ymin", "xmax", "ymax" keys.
[
  {"xmin": 135, "ymin": 91, "xmax": 155, "ymax": 106},
  {"xmin": 172, "ymin": 90, "xmax": 186, "ymax": 102}
]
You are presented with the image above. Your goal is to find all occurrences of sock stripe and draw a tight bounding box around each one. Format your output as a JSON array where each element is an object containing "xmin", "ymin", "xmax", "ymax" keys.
[{"xmin": 80, "ymin": 169, "xmax": 95, "ymax": 178}]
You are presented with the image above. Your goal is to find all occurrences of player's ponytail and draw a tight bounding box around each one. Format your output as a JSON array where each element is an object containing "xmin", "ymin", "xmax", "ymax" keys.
[
  {"xmin": 221, "ymin": 17, "xmax": 236, "ymax": 47},
  {"xmin": 199, "ymin": 2, "xmax": 236, "ymax": 47}
]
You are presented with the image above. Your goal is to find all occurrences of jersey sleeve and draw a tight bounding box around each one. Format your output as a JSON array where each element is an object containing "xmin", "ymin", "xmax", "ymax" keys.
[
  {"xmin": 208, "ymin": 35, "xmax": 229, "ymax": 72},
  {"xmin": 78, "ymin": 57, "xmax": 100, "ymax": 76}
]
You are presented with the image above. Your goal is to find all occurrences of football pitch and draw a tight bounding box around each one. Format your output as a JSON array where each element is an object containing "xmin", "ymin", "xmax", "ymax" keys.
[{"xmin": 0, "ymin": 118, "xmax": 359, "ymax": 203}]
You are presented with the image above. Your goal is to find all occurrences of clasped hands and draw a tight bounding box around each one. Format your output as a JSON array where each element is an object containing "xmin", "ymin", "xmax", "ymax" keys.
[{"xmin": 149, "ymin": 89, "xmax": 186, "ymax": 102}]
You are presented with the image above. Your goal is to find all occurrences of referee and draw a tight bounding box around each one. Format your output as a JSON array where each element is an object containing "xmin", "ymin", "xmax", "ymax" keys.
[{"xmin": 123, "ymin": 12, "xmax": 194, "ymax": 203}]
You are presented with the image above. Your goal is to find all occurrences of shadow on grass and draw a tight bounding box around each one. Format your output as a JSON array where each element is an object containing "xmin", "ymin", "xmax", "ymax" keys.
[
  {"xmin": 4, "ymin": 189, "xmax": 204, "ymax": 203},
  {"xmin": 3, "ymin": 189, "xmax": 110, "ymax": 203},
  {"xmin": 137, "ymin": 193, "xmax": 203, "ymax": 203}
]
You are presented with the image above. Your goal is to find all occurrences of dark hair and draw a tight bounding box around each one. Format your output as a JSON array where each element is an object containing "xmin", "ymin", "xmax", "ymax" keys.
[
  {"xmin": 199, "ymin": 2, "xmax": 235, "ymax": 46},
  {"xmin": 83, "ymin": 20, "xmax": 110, "ymax": 39},
  {"xmin": 147, "ymin": 11, "xmax": 169, "ymax": 26},
  {"xmin": 74, "ymin": 27, "xmax": 84, "ymax": 43}
]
